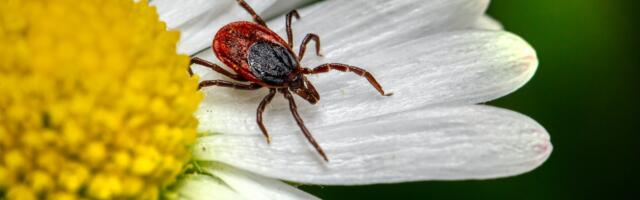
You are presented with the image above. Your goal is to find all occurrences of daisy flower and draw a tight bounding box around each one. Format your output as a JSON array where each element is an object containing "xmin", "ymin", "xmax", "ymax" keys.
[
  {"xmin": 153, "ymin": 0, "xmax": 553, "ymax": 199},
  {"xmin": 0, "ymin": 0, "xmax": 200, "ymax": 199}
]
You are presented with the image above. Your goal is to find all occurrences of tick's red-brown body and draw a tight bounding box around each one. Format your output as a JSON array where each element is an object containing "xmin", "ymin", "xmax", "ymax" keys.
[
  {"xmin": 189, "ymin": 0, "xmax": 391, "ymax": 161},
  {"xmin": 214, "ymin": 21, "xmax": 296, "ymax": 86}
]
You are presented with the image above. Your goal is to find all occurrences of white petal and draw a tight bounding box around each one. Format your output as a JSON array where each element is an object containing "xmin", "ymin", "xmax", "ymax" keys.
[
  {"xmin": 154, "ymin": 0, "xmax": 319, "ymax": 54},
  {"xmin": 201, "ymin": 163, "xmax": 320, "ymax": 200},
  {"xmin": 261, "ymin": 0, "xmax": 316, "ymax": 20},
  {"xmin": 153, "ymin": 0, "xmax": 232, "ymax": 54},
  {"xmin": 194, "ymin": 105, "xmax": 551, "ymax": 184},
  {"xmin": 192, "ymin": 0, "xmax": 489, "ymax": 77},
  {"xmin": 268, "ymin": 0, "xmax": 489, "ymax": 54},
  {"xmin": 153, "ymin": 0, "xmax": 280, "ymax": 54},
  {"xmin": 195, "ymin": 31, "xmax": 537, "ymax": 135},
  {"xmin": 152, "ymin": 0, "xmax": 227, "ymax": 29},
  {"xmin": 472, "ymin": 15, "xmax": 504, "ymax": 30},
  {"xmin": 177, "ymin": 174, "xmax": 244, "ymax": 200}
]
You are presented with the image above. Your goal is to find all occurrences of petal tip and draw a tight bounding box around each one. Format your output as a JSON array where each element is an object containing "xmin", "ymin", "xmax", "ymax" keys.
[
  {"xmin": 533, "ymin": 128, "xmax": 553, "ymax": 167},
  {"xmin": 496, "ymin": 32, "xmax": 540, "ymax": 93},
  {"xmin": 516, "ymin": 119, "xmax": 552, "ymax": 176}
]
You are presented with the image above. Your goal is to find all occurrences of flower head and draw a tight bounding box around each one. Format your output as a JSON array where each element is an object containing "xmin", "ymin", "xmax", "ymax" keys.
[
  {"xmin": 0, "ymin": 0, "xmax": 200, "ymax": 199},
  {"xmin": 153, "ymin": 0, "xmax": 552, "ymax": 199}
]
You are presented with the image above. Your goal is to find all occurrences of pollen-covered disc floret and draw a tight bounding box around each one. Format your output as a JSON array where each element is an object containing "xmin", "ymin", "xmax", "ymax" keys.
[{"xmin": 0, "ymin": 0, "xmax": 201, "ymax": 199}]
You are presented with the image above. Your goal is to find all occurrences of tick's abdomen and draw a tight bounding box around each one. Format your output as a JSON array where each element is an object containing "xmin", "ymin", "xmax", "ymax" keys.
[
  {"xmin": 248, "ymin": 41, "xmax": 296, "ymax": 85},
  {"xmin": 213, "ymin": 21, "xmax": 293, "ymax": 85}
]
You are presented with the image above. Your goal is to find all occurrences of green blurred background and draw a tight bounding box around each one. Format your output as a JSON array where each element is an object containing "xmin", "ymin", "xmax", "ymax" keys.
[{"xmin": 301, "ymin": 1, "xmax": 640, "ymax": 199}]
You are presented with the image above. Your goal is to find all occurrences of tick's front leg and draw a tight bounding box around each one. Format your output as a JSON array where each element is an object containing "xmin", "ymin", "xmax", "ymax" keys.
[
  {"xmin": 298, "ymin": 33, "xmax": 322, "ymax": 60},
  {"xmin": 286, "ymin": 10, "xmax": 300, "ymax": 48},
  {"xmin": 190, "ymin": 57, "xmax": 246, "ymax": 81},
  {"xmin": 235, "ymin": 0, "xmax": 267, "ymax": 27},
  {"xmin": 303, "ymin": 63, "xmax": 393, "ymax": 96},
  {"xmin": 290, "ymin": 76, "xmax": 320, "ymax": 104},
  {"xmin": 198, "ymin": 80, "xmax": 262, "ymax": 90},
  {"xmin": 257, "ymin": 89, "xmax": 277, "ymax": 144},
  {"xmin": 281, "ymin": 89, "xmax": 329, "ymax": 162}
]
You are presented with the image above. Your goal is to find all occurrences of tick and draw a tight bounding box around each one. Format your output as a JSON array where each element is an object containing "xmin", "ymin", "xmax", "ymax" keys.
[{"xmin": 189, "ymin": 0, "xmax": 392, "ymax": 161}]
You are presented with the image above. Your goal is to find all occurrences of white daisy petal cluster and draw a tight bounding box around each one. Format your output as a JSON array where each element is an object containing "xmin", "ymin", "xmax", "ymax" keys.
[
  {"xmin": 153, "ymin": 0, "xmax": 315, "ymax": 54},
  {"xmin": 152, "ymin": 0, "xmax": 552, "ymax": 199}
]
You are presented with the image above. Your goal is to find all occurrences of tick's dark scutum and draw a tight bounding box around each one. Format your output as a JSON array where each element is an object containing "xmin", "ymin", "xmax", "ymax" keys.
[{"xmin": 247, "ymin": 41, "xmax": 297, "ymax": 85}]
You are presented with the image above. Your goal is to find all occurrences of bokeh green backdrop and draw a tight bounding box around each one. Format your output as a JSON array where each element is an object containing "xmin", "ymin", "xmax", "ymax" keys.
[{"xmin": 301, "ymin": 1, "xmax": 640, "ymax": 199}]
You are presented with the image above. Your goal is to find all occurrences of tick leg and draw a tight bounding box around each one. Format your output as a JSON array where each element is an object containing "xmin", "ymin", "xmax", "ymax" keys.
[
  {"xmin": 281, "ymin": 89, "xmax": 329, "ymax": 162},
  {"xmin": 236, "ymin": 0, "xmax": 267, "ymax": 27},
  {"xmin": 298, "ymin": 33, "xmax": 322, "ymax": 60},
  {"xmin": 290, "ymin": 76, "xmax": 320, "ymax": 104},
  {"xmin": 303, "ymin": 63, "xmax": 393, "ymax": 96},
  {"xmin": 257, "ymin": 89, "xmax": 277, "ymax": 144},
  {"xmin": 286, "ymin": 10, "xmax": 300, "ymax": 48},
  {"xmin": 190, "ymin": 57, "xmax": 246, "ymax": 81},
  {"xmin": 198, "ymin": 80, "xmax": 262, "ymax": 90}
]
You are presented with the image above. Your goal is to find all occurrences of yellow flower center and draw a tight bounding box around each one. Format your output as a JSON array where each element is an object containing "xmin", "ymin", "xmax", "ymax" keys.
[{"xmin": 0, "ymin": 0, "xmax": 201, "ymax": 199}]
